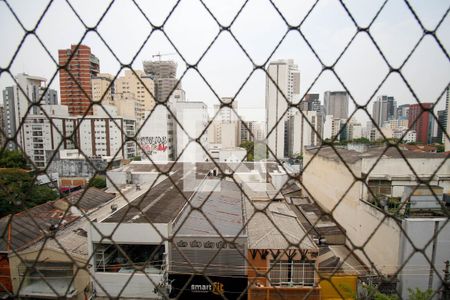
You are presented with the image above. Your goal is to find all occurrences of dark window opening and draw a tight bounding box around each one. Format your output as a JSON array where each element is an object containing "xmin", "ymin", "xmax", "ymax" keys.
[{"xmin": 94, "ymin": 243, "xmax": 165, "ymax": 274}]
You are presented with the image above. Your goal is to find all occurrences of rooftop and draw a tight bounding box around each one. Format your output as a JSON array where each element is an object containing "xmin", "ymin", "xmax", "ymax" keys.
[
  {"xmin": 244, "ymin": 199, "xmax": 317, "ymax": 250},
  {"xmin": 103, "ymin": 162, "xmax": 212, "ymax": 223},
  {"xmin": 305, "ymin": 146, "xmax": 448, "ymax": 164},
  {"xmin": 24, "ymin": 216, "xmax": 91, "ymax": 258},
  {"xmin": 0, "ymin": 202, "xmax": 77, "ymax": 253},
  {"xmin": 289, "ymin": 195, "xmax": 346, "ymax": 243},
  {"xmin": 0, "ymin": 188, "xmax": 115, "ymax": 252},
  {"xmin": 173, "ymin": 179, "xmax": 246, "ymax": 237},
  {"xmin": 62, "ymin": 187, "xmax": 115, "ymax": 212},
  {"xmin": 103, "ymin": 161, "xmax": 280, "ymax": 225}
]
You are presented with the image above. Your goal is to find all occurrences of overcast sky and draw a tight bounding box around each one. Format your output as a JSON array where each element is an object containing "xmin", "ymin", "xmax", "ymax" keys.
[{"xmin": 1, "ymin": 0, "xmax": 449, "ymax": 123}]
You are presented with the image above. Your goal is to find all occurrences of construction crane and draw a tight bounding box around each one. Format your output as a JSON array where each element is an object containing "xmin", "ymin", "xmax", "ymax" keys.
[{"xmin": 152, "ymin": 52, "xmax": 176, "ymax": 61}]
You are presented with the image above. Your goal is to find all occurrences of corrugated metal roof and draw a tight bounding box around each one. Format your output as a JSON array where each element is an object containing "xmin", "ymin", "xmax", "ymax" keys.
[
  {"xmin": 281, "ymin": 180, "xmax": 302, "ymax": 196},
  {"xmin": 0, "ymin": 188, "xmax": 115, "ymax": 252},
  {"xmin": 0, "ymin": 202, "xmax": 73, "ymax": 252},
  {"xmin": 243, "ymin": 182, "xmax": 284, "ymax": 201},
  {"xmin": 25, "ymin": 217, "xmax": 90, "ymax": 258},
  {"xmin": 173, "ymin": 179, "xmax": 246, "ymax": 237},
  {"xmin": 64, "ymin": 187, "xmax": 115, "ymax": 211},
  {"xmin": 245, "ymin": 200, "xmax": 317, "ymax": 250},
  {"xmin": 102, "ymin": 163, "xmax": 209, "ymax": 223}
]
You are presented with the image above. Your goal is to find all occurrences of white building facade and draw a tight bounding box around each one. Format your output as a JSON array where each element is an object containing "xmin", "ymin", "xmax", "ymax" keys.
[
  {"xmin": 139, "ymin": 106, "xmax": 173, "ymax": 162},
  {"xmin": 175, "ymin": 101, "xmax": 209, "ymax": 162},
  {"xmin": 21, "ymin": 104, "xmax": 137, "ymax": 167},
  {"xmin": 290, "ymin": 110, "xmax": 322, "ymax": 155},
  {"xmin": 3, "ymin": 73, "xmax": 58, "ymax": 151},
  {"xmin": 303, "ymin": 147, "xmax": 450, "ymax": 298},
  {"xmin": 265, "ymin": 59, "xmax": 300, "ymax": 159}
]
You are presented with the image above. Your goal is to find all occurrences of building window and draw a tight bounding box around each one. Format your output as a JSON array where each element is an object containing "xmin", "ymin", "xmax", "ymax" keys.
[
  {"xmin": 368, "ymin": 179, "xmax": 392, "ymax": 202},
  {"xmin": 269, "ymin": 260, "xmax": 315, "ymax": 286},
  {"xmin": 94, "ymin": 243, "xmax": 165, "ymax": 273}
]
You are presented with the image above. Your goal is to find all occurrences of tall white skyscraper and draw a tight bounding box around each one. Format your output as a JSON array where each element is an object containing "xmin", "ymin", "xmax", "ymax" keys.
[{"xmin": 265, "ymin": 59, "xmax": 300, "ymax": 159}]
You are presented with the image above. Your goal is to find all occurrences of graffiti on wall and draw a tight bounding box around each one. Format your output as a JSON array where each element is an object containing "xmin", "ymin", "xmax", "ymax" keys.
[{"xmin": 139, "ymin": 136, "xmax": 168, "ymax": 155}]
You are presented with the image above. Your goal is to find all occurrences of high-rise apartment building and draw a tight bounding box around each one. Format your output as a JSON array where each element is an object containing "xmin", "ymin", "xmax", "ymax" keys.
[
  {"xmin": 21, "ymin": 104, "xmax": 137, "ymax": 168},
  {"xmin": 209, "ymin": 99, "xmax": 240, "ymax": 147},
  {"xmin": 301, "ymin": 93, "xmax": 321, "ymax": 112},
  {"xmin": 168, "ymin": 88, "xmax": 186, "ymax": 106},
  {"xmin": 58, "ymin": 44, "xmax": 99, "ymax": 115},
  {"xmin": 112, "ymin": 93, "xmax": 139, "ymax": 120},
  {"xmin": 435, "ymin": 110, "xmax": 446, "ymax": 144},
  {"xmin": 397, "ymin": 104, "xmax": 410, "ymax": 119},
  {"xmin": 290, "ymin": 110, "xmax": 322, "ymax": 155},
  {"xmin": 92, "ymin": 73, "xmax": 115, "ymax": 106},
  {"xmin": 348, "ymin": 121, "xmax": 363, "ymax": 140},
  {"xmin": 324, "ymin": 91, "xmax": 349, "ymax": 119},
  {"xmin": 408, "ymin": 103, "xmax": 434, "ymax": 144},
  {"xmin": 372, "ymin": 95, "xmax": 397, "ymax": 126},
  {"xmin": 2, "ymin": 73, "xmax": 58, "ymax": 150},
  {"xmin": 323, "ymin": 117, "xmax": 347, "ymax": 141},
  {"xmin": 239, "ymin": 121, "xmax": 266, "ymax": 145},
  {"xmin": 143, "ymin": 60, "xmax": 179, "ymax": 104},
  {"xmin": 445, "ymin": 85, "xmax": 450, "ymax": 151},
  {"xmin": 266, "ymin": 59, "xmax": 300, "ymax": 159},
  {"xmin": 214, "ymin": 98, "xmax": 238, "ymax": 123},
  {"xmin": 0, "ymin": 104, "xmax": 4, "ymax": 149},
  {"xmin": 383, "ymin": 118, "xmax": 409, "ymax": 130},
  {"xmin": 22, "ymin": 105, "xmax": 76, "ymax": 168},
  {"xmin": 240, "ymin": 121, "xmax": 254, "ymax": 144},
  {"xmin": 115, "ymin": 70, "xmax": 155, "ymax": 120}
]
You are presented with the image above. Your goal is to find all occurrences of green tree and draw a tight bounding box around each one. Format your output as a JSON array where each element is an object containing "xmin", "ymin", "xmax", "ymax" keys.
[
  {"xmin": 435, "ymin": 144, "xmax": 444, "ymax": 153},
  {"xmin": 239, "ymin": 141, "xmax": 268, "ymax": 161},
  {"xmin": 0, "ymin": 169, "xmax": 59, "ymax": 217},
  {"xmin": 408, "ymin": 288, "xmax": 433, "ymax": 300},
  {"xmin": 358, "ymin": 283, "xmax": 399, "ymax": 300},
  {"xmin": 239, "ymin": 141, "xmax": 254, "ymax": 161},
  {"xmin": 291, "ymin": 153, "xmax": 303, "ymax": 160},
  {"xmin": 0, "ymin": 150, "xmax": 28, "ymax": 169},
  {"xmin": 89, "ymin": 175, "xmax": 107, "ymax": 189},
  {"xmin": 351, "ymin": 137, "xmax": 371, "ymax": 144},
  {"xmin": 373, "ymin": 292, "xmax": 399, "ymax": 300}
]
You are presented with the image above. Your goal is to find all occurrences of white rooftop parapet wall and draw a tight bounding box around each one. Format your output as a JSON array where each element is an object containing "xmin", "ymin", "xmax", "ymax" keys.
[{"xmin": 270, "ymin": 168, "xmax": 288, "ymax": 191}]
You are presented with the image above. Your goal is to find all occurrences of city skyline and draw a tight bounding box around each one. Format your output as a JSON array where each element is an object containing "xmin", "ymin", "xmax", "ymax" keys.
[
  {"xmin": 0, "ymin": 2, "xmax": 449, "ymax": 299},
  {"xmin": 1, "ymin": 0, "xmax": 449, "ymax": 123}
]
